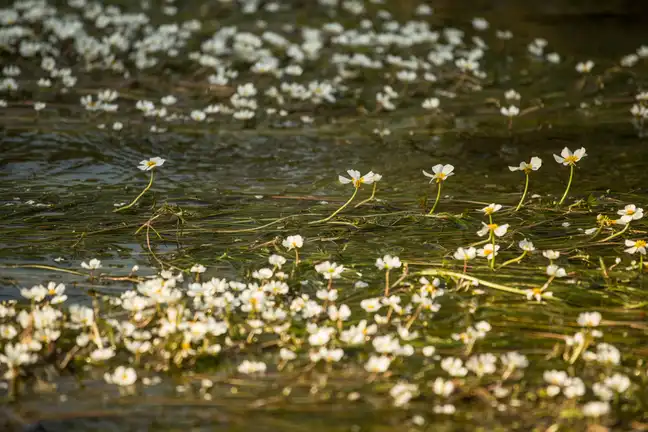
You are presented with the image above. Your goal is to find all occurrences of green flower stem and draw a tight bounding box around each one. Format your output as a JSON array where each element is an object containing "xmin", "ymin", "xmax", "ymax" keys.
[
  {"xmin": 639, "ymin": 254, "xmax": 644, "ymax": 274},
  {"xmin": 311, "ymin": 187, "xmax": 359, "ymax": 223},
  {"xmin": 114, "ymin": 170, "xmax": 155, "ymax": 213},
  {"xmin": 499, "ymin": 250, "xmax": 527, "ymax": 269},
  {"xmin": 588, "ymin": 225, "xmax": 603, "ymax": 240},
  {"xmin": 418, "ymin": 269, "xmax": 529, "ymax": 296},
  {"xmin": 354, "ymin": 183, "xmax": 378, "ymax": 208},
  {"xmin": 515, "ymin": 174, "xmax": 529, "ymax": 211},
  {"xmin": 558, "ymin": 164, "xmax": 575, "ymax": 205},
  {"xmin": 597, "ymin": 222, "xmax": 629, "ymax": 243},
  {"xmin": 294, "ymin": 249, "xmax": 300, "ymax": 266},
  {"xmin": 469, "ymin": 238, "xmax": 491, "ymax": 247},
  {"xmin": 428, "ymin": 182, "xmax": 442, "ymax": 215},
  {"xmin": 569, "ymin": 332, "xmax": 592, "ymax": 364}
]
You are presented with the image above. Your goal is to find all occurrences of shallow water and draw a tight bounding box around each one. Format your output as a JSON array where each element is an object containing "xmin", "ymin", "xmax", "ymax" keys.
[{"xmin": 2, "ymin": 0, "xmax": 648, "ymax": 430}]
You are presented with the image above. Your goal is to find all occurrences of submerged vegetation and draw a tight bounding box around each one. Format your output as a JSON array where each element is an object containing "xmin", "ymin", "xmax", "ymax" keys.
[{"xmin": 2, "ymin": 0, "xmax": 648, "ymax": 430}]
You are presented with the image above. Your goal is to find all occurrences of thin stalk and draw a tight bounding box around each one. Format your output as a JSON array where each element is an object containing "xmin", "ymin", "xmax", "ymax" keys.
[
  {"xmin": 640, "ymin": 254, "xmax": 644, "ymax": 275},
  {"xmin": 569, "ymin": 333, "xmax": 592, "ymax": 364},
  {"xmin": 418, "ymin": 269, "xmax": 530, "ymax": 296},
  {"xmin": 384, "ymin": 270, "xmax": 390, "ymax": 297},
  {"xmin": 310, "ymin": 187, "xmax": 358, "ymax": 224},
  {"xmin": 469, "ymin": 238, "xmax": 491, "ymax": 247},
  {"xmin": 428, "ymin": 182, "xmax": 442, "ymax": 215},
  {"xmin": 114, "ymin": 170, "xmax": 155, "ymax": 212},
  {"xmin": 499, "ymin": 250, "xmax": 527, "ymax": 269},
  {"xmin": 405, "ymin": 304, "xmax": 422, "ymax": 330},
  {"xmin": 354, "ymin": 183, "xmax": 378, "ymax": 208},
  {"xmin": 488, "ymin": 214, "xmax": 496, "ymax": 270},
  {"xmin": 514, "ymin": 174, "xmax": 529, "ymax": 211},
  {"xmin": 489, "ymin": 232, "xmax": 496, "ymax": 270},
  {"xmin": 558, "ymin": 165, "xmax": 574, "ymax": 205},
  {"xmin": 588, "ymin": 225, "xmax": 603, "ymax": 240},
  {"xmin": 294, "ymin": 249, "xmax": 300, "ymax": 266},
  {"xmin": 597, "ymin": 222, "xmax": 629, "ymax": 243}
]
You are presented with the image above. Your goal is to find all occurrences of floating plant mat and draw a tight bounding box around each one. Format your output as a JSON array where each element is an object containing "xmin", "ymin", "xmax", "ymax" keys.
[{"xmin": 2, "ymin": 0, "xmax": 648, "ymax": 431}]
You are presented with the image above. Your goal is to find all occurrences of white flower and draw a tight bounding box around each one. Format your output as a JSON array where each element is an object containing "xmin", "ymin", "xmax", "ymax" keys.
[
  {"xmin": 441, "ymin": 357, "xmax": 468, "ymax": 377},
  {"xmin": 338, "ymin": 169, "xmax": 378, "ymax": 188},
  {"xmin": 328, "ymin": 304, "xmax": 351, "ymax": 321},
  {"xmin": 544, "ymin": 370, "xmax": 568, "ymax": 386},
  {"xmin": 500, "ymin": 105, "xmax": 519, "ymax": 117},
  {"xmin": 546, "ymin": 265, "xmax": 566, "ymax": 278},
  {"xmin": 553, "ymin": 147, "xmax": 586, "ymax": 166},
  {"xmin": 477, "ymin": 222, "xmax": 508, "ymax": 237},
  {"xmin": 308, "ymin": 327, "xmax": 334, "ymax": 346},
  {"xmin": 542, "ymin": 250, "xmax": 560, "ymax": 260},
  {"xmin": 604, "ymin": 373, "xmax": 631, "ymax": 393},
  {"xmin": 518, "ymin": 239, "xmax": 535, "ymax": 252},
  {"xmin": 472, "ymin": 17, "xmax": 489, "ymax": 30},
  {"xmin": 422, "ymin": 98, "xmax": 440, "ymax": 110},
  {"xmin": 280, "ymin": 348, "xmax": 296, "ymax": 361},
  {"xmin": 81, "ymin": 258, "xmax": 102, "ymax": 270},
  {"xmin": 104, "ymin": 366, "xmax": 137, "ymax": 386},
  {"xmin": 365, "ymin": 355, "xmax": 391, "ymax": 373},
  {"xmin": 314, "ymin": 261, "xmax": 344, "ymax": 280},
  {"xmin": 582, "ymin": 401, "xmax": 609, "ymax": 418},
  {"xmin": 576, "ymin": 60, "xmax": 594, "ymax": 73},
  {"xmin": 577, "ymin": 311, "xmax": 602, "ymax": 327},
  {"xmin": 422, "ymin": 164, "xmax": 454, "ymax": 183},
  {"xmin": 625, "ymin": 239, "xmax": 647, "ymax": 255},
  {"xmin": 375, "ymin": 255, "xmax": 401, "ymax": 270},
  {"xmin": 268, "ymin": 254, "xmax": 287, "ymax": 267},
  {"xmin": 161, "ymin": 95, "xmax": 177, "ymax": 105},
  {"xmin": 390, "ymin": 382, "xmax": 418, "ymax": 407},
  {"xmin": 20, "ymin": 285, "xmax": 48, "ymax": 302},
  {"xmin": 526, "ymin": 288, "xmax": 552, "ymax": 302},
  {"xmin": 282, "ymin": 235, "xmax": 303, "ymax": 250},
  {"xmin": 509, "ymin": 157, "xmax": 542, "ymax": 173},
  {"xmin": 190, "ymin": 264, "xmax": 206, "ymax": 273},
  {"xmin": 0, "ymin": 343, "xmax": 37, "ymax": 367},
  {"xmin": 0, "ymin": 325, "xmax": 17, "ymax": 339},
  {"xmin": 90, "ymin": 347, "xmax": 115, "ymax": 362},
  {"xmin": 618, "ymin": 204, "xmax": 644, "ymax": 223},
  {"xmin": 237, "ymin": 360, "xmax": 267, "ymax": 374},
  {"xmin": 453, "ymin": 247, "xmax": 476, "ymax": 260},
  {"xmin": 422, "ymin": 346, "xmax": 436, "ymax": 357},
  {"xmin": 504, "ymin": 89, "xmax": 521, "ymax": 101},
  {"xmin": 481, "ymin": 203, "xmax": 502, "ymax": 215},
  {"xmin": 432, "ymin": 378, "xmax": 454, "ymax": 397},
  {"xmin": 360, "ymin": 298, "xmax": 382, "ymax": 313},
  {"xmin": 190, "ymin": 110, "xmax": 206, "ymax": 121},
  {"xmin": 138, "ymin": 157, "xmax": 166, "ymax": 171},
  {"xmin": 500, "ymin": 351, "xmax": 529, "ymax": 369},
  {"xmin": 466, "ymin": 353, "xmax": 497, "ymax": 376},
  {"xmin": 477, "ymin": 244, "xmax": 500, "ymax": 260}
]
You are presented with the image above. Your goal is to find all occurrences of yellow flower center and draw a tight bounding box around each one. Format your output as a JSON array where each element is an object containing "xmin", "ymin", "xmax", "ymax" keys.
[
  {"xmin": 437, "ymin": 173, "xmax": 446, "ymax": 181},
  {"xmin": 487, "ymin": 223, "xmax": 498, "ymax": 231},
  {"xmin": 636, "ymin": 240, "xmax": 646, "ymax": 248},
  {"xmin": 627, "ymin": 209, "xmax": 635, "ymax": 215},
  {"xmin": 146, "ymin": 161, "xmax": 156, "ymax": 168},
  {"xmin": 564, "ymin": 155, "xmax": 578, "ymax": 164}
]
